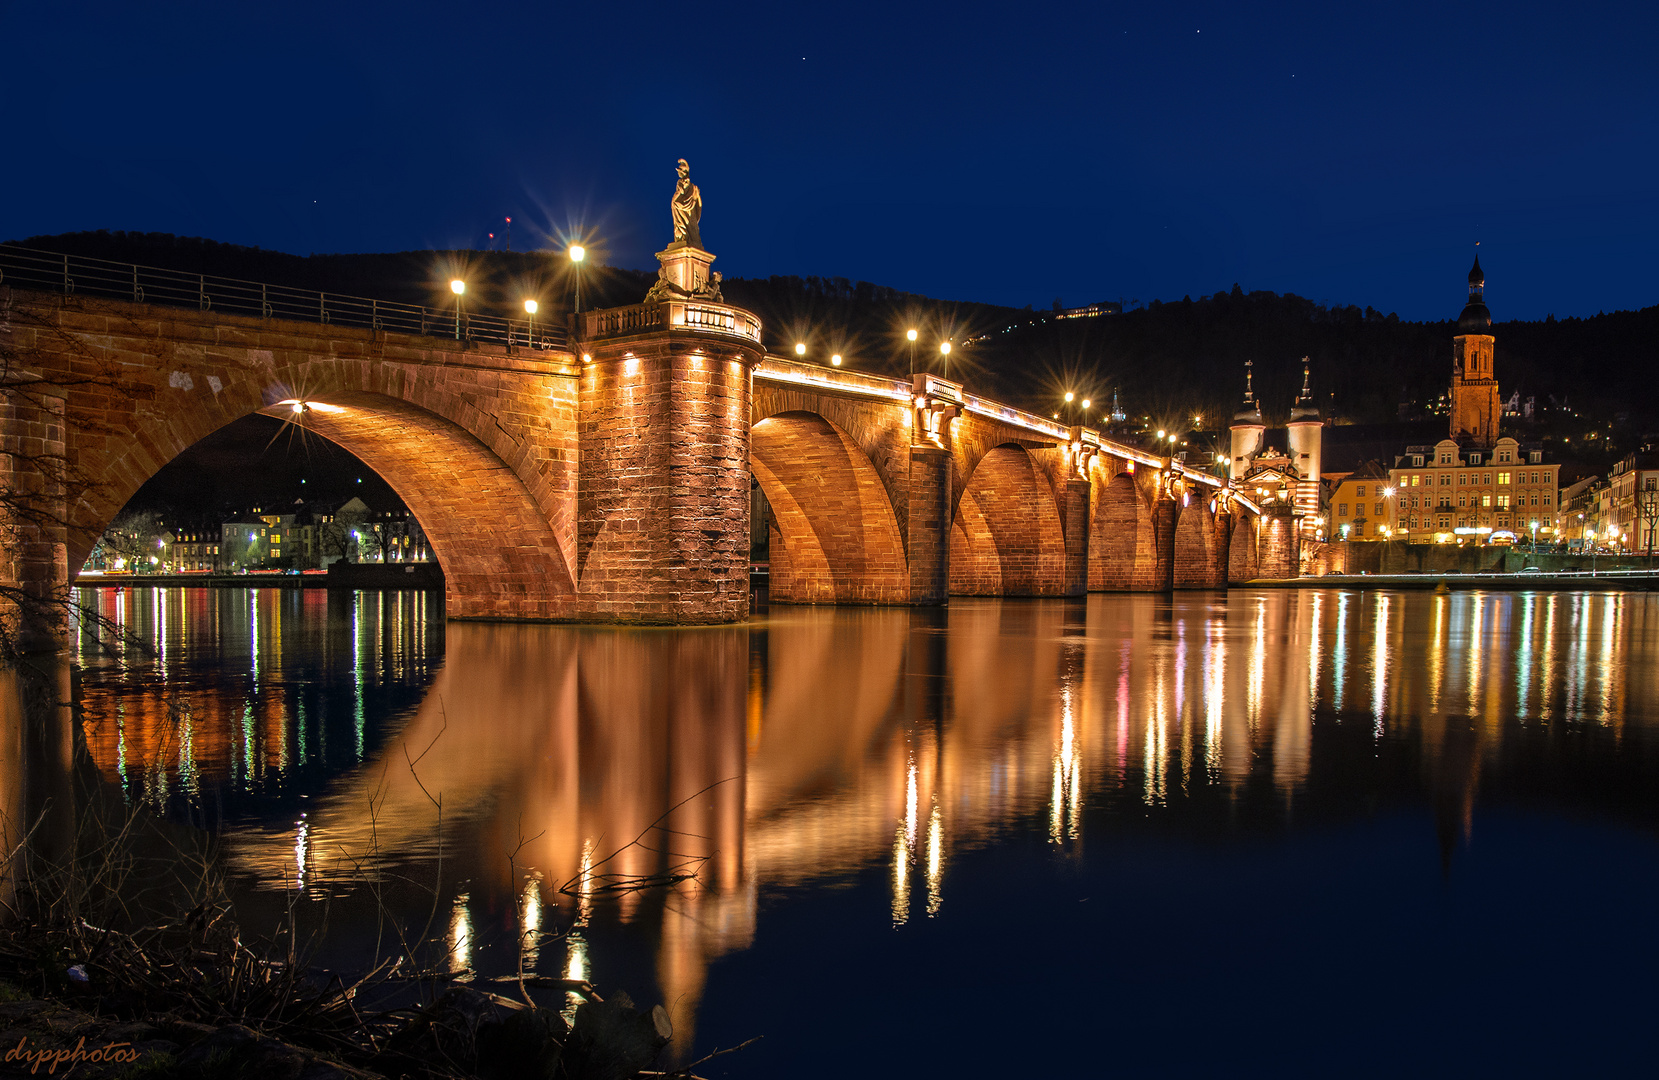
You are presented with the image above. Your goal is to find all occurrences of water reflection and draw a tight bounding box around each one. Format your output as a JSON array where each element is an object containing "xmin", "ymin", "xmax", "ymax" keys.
[{"xmin": 56, "ymin": 587, "xmax": 1659, "ymax": 1062}]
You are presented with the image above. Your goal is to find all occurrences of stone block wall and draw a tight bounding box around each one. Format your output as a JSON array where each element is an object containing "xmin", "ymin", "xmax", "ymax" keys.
[{"xmin": 576, "ymin": 335, "xmax": 760, "ymax": 622}]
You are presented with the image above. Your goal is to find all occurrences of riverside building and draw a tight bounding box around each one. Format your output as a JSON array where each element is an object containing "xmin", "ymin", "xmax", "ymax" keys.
[{"xmin": 1384, "ymin": 256, "xmax": 1559, "ymax": 545}]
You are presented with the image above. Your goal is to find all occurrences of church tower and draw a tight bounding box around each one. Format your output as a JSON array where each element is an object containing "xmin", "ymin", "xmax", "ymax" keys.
[
  {"xmin": 1285, "ymin": 359, "xmax": 1322, "ymax": 530},
  {"xmin": 1230, "ymin": 360, "xmax": 1265, "ymax": 474},
  {"xmin": 1450, "ymin": 252, "xmax": 1500, "ymax": 447}
]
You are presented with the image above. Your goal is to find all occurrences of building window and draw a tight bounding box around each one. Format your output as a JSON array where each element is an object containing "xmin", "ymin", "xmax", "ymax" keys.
[
  {"xmin": 1440, "ymin": 454, "xmax": 1453, "ymax": 465},
  {"xmin": 1498, "ymin": 495, "xmax": 1510, "ymax": 508},
  {"xmin": 1482, "ymin": 494, "xmax": 1492, "ymax": 507},
  {"xmin": 1375, "ymin": 503, "xmax": 1384, "ymax": 516},
  {"xmin": 1459, "ymin": 474, "xmax": 1467, "ymax": 485},
  {"xmin": 1544, "ymin": 495, "xmax": 1552, "ymax": 505},
  {"xmin": 1470, "ymin": 454, "xmax": 1482, "ymax": 465},
  {"xmin": 1338, "ymin": 503, "xmax": 1348, "ymax": 516},
  {"xmin": 1356, "ymin": 485, "xmax": 1366, "ymax": 497},
  {"xmin": 1459, "ymin": 494, "xmax": 1468, "ymax": 507},
  {"xmin": 1498, "ymin": 472, "xmax": 1510, "ymax": 485}
]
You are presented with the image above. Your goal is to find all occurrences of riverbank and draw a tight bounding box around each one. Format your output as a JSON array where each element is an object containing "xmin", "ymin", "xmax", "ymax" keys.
[
  {"xmin": 75, "ymin": 563, "xmax": 443, "ymax": 591},
  {"xmin": 1259, "ymin": 568, "xmax": 1659, "ymax": 590}
]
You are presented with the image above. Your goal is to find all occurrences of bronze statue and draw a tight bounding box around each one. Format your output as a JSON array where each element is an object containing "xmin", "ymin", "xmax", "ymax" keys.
[{"xmin": 671, "ymin": 158, "xmax": 702, "ymax": 249}]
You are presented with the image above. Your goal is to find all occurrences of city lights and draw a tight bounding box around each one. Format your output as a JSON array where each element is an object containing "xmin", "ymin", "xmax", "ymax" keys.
[
  {"xmin": 795, "ymin": 342, "xmax": 806, "ymax": 356},
  {"xmin": 831, "ymin": 354, "xmax": 842, "ymax": 366}
]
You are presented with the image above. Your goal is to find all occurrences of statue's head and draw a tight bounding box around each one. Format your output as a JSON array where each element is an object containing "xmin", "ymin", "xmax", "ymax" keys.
[{"xmin": 676, "ymin": 158, "xmax": 690, "ymax": 178}]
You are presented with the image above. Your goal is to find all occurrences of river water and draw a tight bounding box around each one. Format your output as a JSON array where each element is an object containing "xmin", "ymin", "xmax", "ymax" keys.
[{"xmin": 44, "ymin": 587, "xmax": 1659, "ymax": 1075}]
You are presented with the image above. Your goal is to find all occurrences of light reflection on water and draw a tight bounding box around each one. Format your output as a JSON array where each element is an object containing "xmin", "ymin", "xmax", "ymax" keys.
[{"xmin": 43, "ymin": 586, "xmax": 1659, "ymax": 1071}]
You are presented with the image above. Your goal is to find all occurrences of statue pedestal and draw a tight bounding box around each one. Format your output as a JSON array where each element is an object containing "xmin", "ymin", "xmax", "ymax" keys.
[{"xmin": 655, "ymin": 244, "xmax": 716, "ymax": 296}]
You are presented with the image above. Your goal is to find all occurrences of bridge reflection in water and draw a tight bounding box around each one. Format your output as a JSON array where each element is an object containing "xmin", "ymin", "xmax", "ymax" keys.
[{"xmin": 53, "ymin": 587, "xmax": 1659, "ymax": 1057}]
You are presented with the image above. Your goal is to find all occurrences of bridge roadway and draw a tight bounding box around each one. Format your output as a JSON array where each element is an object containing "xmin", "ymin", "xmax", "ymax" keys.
[{"xmin": 0, "ymin": 284, "xmax": 1297, "ymax": 633}]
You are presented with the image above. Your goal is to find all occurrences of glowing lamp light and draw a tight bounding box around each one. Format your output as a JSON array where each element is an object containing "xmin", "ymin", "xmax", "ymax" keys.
[
  {"xmin": 794, "ymin": 342, "xmax": 807, "ymax": 356},
  {"xmin": 831, "ymin": 354, "xmax": 843, "ymax": 366},
  {"xmin": 1082, "ymin": 399, "xmax": 1091, "ymax": 409},
  {"xmin": 1383, "ymin": 486, "xmax": 1396, "ymax": 497},
  {"xmin": 524, "ymin": 300, "xmax": 538, "ymax": 315},
  {"xmin": 1065, "ymin": 391, "xmax": 1075, "ymax": 403},
  {"xmin": 1157, "ymin": 429, "xmax": 1166, "ymax": 439},
  {"xmin": 569, "ymin": 245, "xmax": 586, "ymax": 263},
  {"xmin": 450, "ymin": 279, "xmax": 465, "ymax": 295},
  {"xmin": 581, "ymin": 353, "xmax": 592, "ymax": 363},
  {"xmin": 291, "ymin": 401, "xmax": 305, "ymax": 413},
  {"xmin": 938, "ymin": 342, "xmax": 951, "ymax": 355},
  {"xmin": 907, "ymin": 329, "xmax": 918, "ymax": 342}
]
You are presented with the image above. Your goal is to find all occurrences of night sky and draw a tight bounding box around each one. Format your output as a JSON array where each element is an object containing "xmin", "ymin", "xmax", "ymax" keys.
[{"xmin": 5, "ymin": 1, "xmax": 1657, "ymax": 321}]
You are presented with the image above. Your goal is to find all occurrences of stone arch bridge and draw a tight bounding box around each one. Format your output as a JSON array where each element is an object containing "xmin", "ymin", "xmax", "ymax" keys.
[{"xmin": 1, "ymin": 284, "xmax": 1297, "ymax": 628}]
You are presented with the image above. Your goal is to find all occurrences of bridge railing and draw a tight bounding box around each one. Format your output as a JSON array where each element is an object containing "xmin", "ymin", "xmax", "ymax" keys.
[
  {"xmin": 0, "ymin": 244, "xmax": 568, "ymax": 349},
  {"xmin": 582, "ymin": 300, "xmax": 763, "ymax": 345}
]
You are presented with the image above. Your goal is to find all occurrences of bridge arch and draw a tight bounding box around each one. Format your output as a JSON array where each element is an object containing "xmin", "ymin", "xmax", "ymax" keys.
[
  {"xmin": 950, "ymin": 443, "xmax": 1066, "ymax": 596},
  {"xmin": 1089, "ymin": 465, "xmax": 1154, "ymax": 591},
  {"xmin": 1172, "ymin": 496, "xmax": 1218, "ymax": 589},
  {"xmin": 69, "ymin": 379, "xmax": 577, "ymax": 620},
  {"xmin": 750, "ymin": 411, "xmax": 909, "ymax": 604}
]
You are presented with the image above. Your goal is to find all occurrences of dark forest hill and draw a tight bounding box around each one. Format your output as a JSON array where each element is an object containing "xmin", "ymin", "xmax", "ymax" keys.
[{"xmin": 12, "ymin": 232, "xmax": 1657, "ymax": 436}]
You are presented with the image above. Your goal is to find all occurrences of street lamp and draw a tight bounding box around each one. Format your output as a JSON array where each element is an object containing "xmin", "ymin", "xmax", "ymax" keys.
[
  {"xmin": 1081, "ymin": 398, "xmax": 1091, "ymax": 427},
  {"xmin": 939, "ymin": 341, "xmax": 951, "ymax": 381},
  {"xmin": 1064, "ymin": 390, "xmax": 1075, "ymax": 423},
  {"xmin": 831, "ymin": 353, "xmax": 843, "ymax": 367},
  {"xmin": 450, "ymin": 279, "xmax": 465, "ymax": 339},
  {"xmin": 795, "ymin": 342, "xmax": 807, "ymax": 357},
  {"xmin": 906, "ymin": 328, "xmax": 918, "ymax": 375},
  {"xmin": 569, "ymin": 244, "xmax": 586, "ymax": 314},
  {"xmin": 524, "ymin": 299, "xmax": 538, "ymax": 347}
]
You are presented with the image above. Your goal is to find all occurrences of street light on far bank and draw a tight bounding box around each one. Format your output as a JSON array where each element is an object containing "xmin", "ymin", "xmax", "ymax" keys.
[
  {"xmin": 906, "ymin": 328, "xmax": 919, "ymax": 375},
  {"xmin": 450, "ymin": 279, "xmax": 465, "ymax": 340},
  {"xmin": 831, "ymin": 354, "xmax": 843, "ymax": 367},
  {"xmin": 569, "ymin": 244, "xmax": 586, "ymax": 313},
  {"xmin": 939, "ymin": 340, "xmax": 952, "ymax": 381},
  {"xmin": 795, "ymin": 342, "xmax": 807, "ymax": 357},
  {"xmin": 524, "ymin": 299, "xmax": 538, "ymax": 347}
]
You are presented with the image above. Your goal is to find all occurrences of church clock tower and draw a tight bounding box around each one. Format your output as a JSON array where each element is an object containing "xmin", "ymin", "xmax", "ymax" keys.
[{"xmin": 1449, "ymin": 253, "xmax": 1500, "ymax": 447}]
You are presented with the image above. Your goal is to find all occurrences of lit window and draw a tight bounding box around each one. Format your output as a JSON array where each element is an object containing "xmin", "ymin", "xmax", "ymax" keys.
[
  {"xmin": 1498, "ymin": 472, "xmax": 1510, "ymax": 485},
  {"xmin": 1483, "ymin": 494, "xmax": 1492, "ymax": 507}
]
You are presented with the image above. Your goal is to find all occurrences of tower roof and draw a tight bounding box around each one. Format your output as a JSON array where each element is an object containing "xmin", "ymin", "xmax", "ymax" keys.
[
  {"xmin": 1289, "ymin": 358, "xmax": 1319, "ymax": 422},
  {"xmin": 1233, "ymin": 360, "xmax": 1263, "ymax": 424},
  {"xmin": 1457, "ymin": 252, "xmax": 1491, "ymax": 332}
]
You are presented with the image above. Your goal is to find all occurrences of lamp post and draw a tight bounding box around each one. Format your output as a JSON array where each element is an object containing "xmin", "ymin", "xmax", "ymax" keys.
[
  {"xmin": 831, "ymin": 353, "xmax": 843, "ymax": 367},
  {"xmin": 450, "ymin": 279, "xmax": 465, "ymax": 339},
  {"xmin": 939, "ymin": 341, "xmax": 951, "ymax": 382},
  {"xmin": 524, "ymin": 299, "xmax": 538, "ymax": 348},
  {"xmin": 795, "ymin": 341, "xmax": 806, "ymax": 358},
  {"xmin": 1081, "ymin": 398, "xmax": 1091, "ymax": 428},
  {"xmin": 907, "ymin": 328, "xmax": 918, "ymax": 375},
  {"xmin": 1064, "ymin": 390, "xmax": 1075, "ymax": 424},
  {"xmin": 569, "ymin": 244, "xmax": 586, "ymax": 314}
]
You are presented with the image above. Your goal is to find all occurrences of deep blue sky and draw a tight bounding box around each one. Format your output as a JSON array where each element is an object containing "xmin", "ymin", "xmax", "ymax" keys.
[{"xmin": 4, "ymin": 1, "xmax": 1656, "ymax": 320}]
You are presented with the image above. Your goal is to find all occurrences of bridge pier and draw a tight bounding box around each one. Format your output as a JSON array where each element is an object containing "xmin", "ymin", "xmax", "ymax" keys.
[
  {"xmin": 0, "ymin": 391, "xmax": 69, "ymax": 654},
  {"xmin": 576, "ymin": 322, "xmax": 764, "ymax": 624},
  {"xmin": 905, "ymin": 444, "xmax": 953, "ymax": 604},
  {"xmin": 1060, "ymin": 477, "xmax": 1090, "ymax": 596}
]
